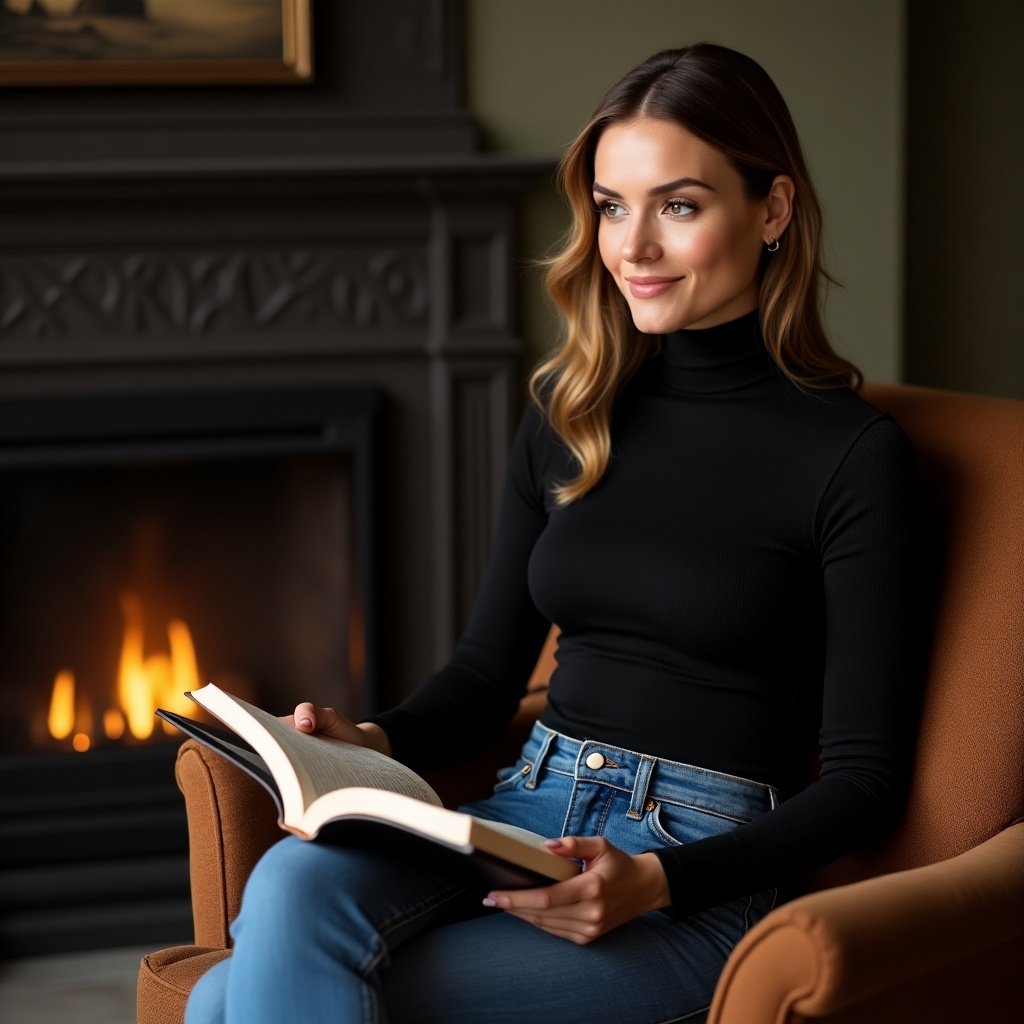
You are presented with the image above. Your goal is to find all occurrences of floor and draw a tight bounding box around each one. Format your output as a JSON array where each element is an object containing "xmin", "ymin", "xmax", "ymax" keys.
[{"xmin": 0, "ymin": 943, "xmax": 181, "ymax": 1024}]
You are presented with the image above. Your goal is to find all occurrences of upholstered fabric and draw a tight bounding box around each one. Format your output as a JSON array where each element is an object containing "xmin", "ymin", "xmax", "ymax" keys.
[
  {"xmin": 815, "ymin": 383, "xmax": 1024, "ymax": 889},
  {"xmin": 137, "ymin": 383, "xmax": 1024, "ymax": 1024},
  {"xmin": 707, "ymin": 822, "xmax": 1024, "ymax": 1023},
  {"xmin": 175, "ymin": 738, "xmax": 282, "ymax": 949},
  {"xmin": 703, "ymin": 382, "xmax": 1024, "ymax": 1022},
  {"xmin": 138, "ymin": 947, "xmax": 231, "ymax": 1024}
]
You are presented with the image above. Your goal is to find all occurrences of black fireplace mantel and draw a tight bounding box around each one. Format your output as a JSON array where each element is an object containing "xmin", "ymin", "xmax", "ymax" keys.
[
  {"xmin": 0, "ymin": 0, "xmax": 557, "ymax": 955},
  {"xmin": 0, "ymin": 150, "xmax": 553, "ymax": 702}
]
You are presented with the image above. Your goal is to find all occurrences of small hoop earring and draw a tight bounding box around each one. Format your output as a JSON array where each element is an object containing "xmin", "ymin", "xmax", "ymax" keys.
[{"xmin": 765, "ymin": 236, "xmax": 780, "ymax": 252}]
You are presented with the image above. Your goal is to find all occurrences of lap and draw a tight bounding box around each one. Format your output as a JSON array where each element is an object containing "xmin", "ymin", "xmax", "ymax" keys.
[
  {"xmin": 383, "ymin": 906, "xmax": 728, "ymax": 1024},
  {"xmin": 212, "ymin": 727, "xmax": 776, "ymax": 1023},
  {"xmin": 234, "ymin": 836, "xmax": 735, "ymax": 1023},
  {"xmin": 233, "ymin": 836, "xmax": 479, "ymax": 960}
]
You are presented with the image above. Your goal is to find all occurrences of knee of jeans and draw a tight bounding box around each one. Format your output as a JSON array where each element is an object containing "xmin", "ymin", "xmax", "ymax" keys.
[
  {"xmin": 235, "ymin": 836, "xmax": 332, "ymax": 932},
  {"xmin": 184, "ymin": 957, "xmax": 230, "ymax": 1024}
]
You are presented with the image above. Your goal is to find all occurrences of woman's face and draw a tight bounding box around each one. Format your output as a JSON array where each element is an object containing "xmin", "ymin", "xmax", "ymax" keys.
[{"xmin": 593, "ymin": 117, "xmax": 779, "ymax": 334}]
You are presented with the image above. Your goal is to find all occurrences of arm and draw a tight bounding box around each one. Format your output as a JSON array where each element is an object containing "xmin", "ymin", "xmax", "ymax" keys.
[{"xmin": 651, "ymin": 416, "xmax": 925, "ymax": 916}]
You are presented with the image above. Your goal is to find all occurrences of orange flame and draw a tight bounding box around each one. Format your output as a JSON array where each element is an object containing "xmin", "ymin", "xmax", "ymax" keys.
[
  {"xmin": 47, "ymin": 590, "xmax": 200, "ymax": 750},
  {"xmin": 47, "ymin": 669, "xmax": 76, "ymax": 740}
]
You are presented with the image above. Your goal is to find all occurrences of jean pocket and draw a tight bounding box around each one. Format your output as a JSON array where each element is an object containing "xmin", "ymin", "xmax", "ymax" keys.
[
  {"xmin": 492, "ymin": 756, "xmax": 534, "ymax": 793},
  {"xmin": 646, "ymin": 799, "xmax": 747, "ymax": 848}
]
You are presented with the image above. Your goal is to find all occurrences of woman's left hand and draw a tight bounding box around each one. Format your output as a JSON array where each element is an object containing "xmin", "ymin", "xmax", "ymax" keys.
[{"xmin": 483, "ymin": 836, "xmax": 670, "ymax": 944}]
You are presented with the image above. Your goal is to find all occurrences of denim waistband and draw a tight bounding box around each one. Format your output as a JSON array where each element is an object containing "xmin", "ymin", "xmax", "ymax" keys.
[{"xmin": 520, "ymin": 722, "xmax": 778, "ymax": 823}]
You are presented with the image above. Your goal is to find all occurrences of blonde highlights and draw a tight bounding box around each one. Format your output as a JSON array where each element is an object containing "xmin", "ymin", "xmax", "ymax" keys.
[{"xmin": 529, "ymin": 44, "xmax": 861, "ymax": 506}]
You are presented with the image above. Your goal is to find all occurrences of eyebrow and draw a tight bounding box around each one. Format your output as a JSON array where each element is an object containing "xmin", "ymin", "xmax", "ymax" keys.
[{"xmin": 592, "ymin": 176, "xmax": 716, "ymax": 199}]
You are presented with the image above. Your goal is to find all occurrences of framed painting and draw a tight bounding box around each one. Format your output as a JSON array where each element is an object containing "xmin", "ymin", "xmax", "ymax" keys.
[{"xmin": 0, "ymin": 0, "xmax": 312, "ymax": 85}]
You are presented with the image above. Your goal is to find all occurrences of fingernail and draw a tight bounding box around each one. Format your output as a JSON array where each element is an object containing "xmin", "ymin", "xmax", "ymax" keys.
[
  {"xmin": 544, "ymin": 838, "xmax": 564, "ymax": 849},
  {"xmin": 298, "ymin": 717, "xmax": 313, "ymax": 729},
  {"xmin": 481, "ymin": 897, "xmax": 497, "ymax": 908}
]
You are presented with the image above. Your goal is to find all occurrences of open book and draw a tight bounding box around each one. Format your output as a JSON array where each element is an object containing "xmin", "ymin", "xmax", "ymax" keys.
[{"xmin": 158, "ymin": 683, "xmax": 578, "ymax": 891}]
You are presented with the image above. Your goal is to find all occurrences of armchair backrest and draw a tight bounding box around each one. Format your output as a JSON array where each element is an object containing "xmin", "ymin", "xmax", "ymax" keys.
[
  {"xmin": 531, "ymin": 383, "xmax": 1024, "ymax": 891},
  {"xmin": 816, "ymin": 382, "xmax": 1024, "ymax": 888}
]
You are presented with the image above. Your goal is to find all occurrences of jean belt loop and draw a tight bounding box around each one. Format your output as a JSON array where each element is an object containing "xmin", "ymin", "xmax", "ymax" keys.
[
  {"xmin": 525, "ymin": 726, "xmax": 557, "ymax": 790},
  {"xmin": 627, "ymin": 755, "xmax": 657, "ymax": 820}
]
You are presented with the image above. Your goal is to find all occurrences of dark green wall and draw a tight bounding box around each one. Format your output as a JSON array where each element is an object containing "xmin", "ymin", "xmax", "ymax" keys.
[
  {"xmin": 467, "ymin": 1, "xmax": 1024, "ymax": 400},
  {"xmin": 905, "ymin": 0, "xmax": 1024, "ymax": 399},
  {"xmin": 466, "ymin": 0, "xmax": 905, "ymax": 383}
]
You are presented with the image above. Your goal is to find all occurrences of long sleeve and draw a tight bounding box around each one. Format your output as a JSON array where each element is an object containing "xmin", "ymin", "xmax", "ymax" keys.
[{"xmin": 650, "ymin": 417, "xmax": 924, "ymax": 915}]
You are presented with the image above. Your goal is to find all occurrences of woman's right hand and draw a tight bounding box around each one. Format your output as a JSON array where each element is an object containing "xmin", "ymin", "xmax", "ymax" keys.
[{"xmin": 283, "ymin": 702, "xmax": 391, "ymax": 756}]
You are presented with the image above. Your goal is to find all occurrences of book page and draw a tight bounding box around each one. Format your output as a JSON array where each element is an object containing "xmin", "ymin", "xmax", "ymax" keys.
[
  {"xmin": 190, "ymin": 685, "xmax": 442, "ymax": 814},
  {"xmin": 281, "ymin": 729, "xmax": 443, "ymax": 808}
]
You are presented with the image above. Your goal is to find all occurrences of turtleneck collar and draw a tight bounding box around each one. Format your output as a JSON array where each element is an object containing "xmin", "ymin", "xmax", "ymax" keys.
[{"xmin": 652, "ymin": 310, "xmax": 776, "ymax": 395}]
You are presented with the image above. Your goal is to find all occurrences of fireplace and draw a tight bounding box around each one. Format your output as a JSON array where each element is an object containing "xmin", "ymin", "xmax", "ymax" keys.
[
  {"xmin": 0, "ymin": 385, "xmax": 381, "ymax": 751},
  {"xmin": 0, "ymin": 0, "xmax": 547, "ymax": 957},
  {"xmin": 0, "ymin": 383, "xmax": 382, "ymax": 955},
  {"xmin": 0, "ymin": 162, "xmax": 546, "ymax": 957}
]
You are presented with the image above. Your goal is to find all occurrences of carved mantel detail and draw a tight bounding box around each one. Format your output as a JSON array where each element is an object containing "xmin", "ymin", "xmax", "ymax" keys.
[{"xmin": 0, "ymin": 248, "xmax": 429, "ymax": 341}]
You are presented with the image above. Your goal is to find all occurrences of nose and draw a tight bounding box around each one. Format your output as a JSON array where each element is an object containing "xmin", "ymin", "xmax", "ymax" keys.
[{"xmin": 621, "ymin": 215, "xmax": 661, "ymax": 264}]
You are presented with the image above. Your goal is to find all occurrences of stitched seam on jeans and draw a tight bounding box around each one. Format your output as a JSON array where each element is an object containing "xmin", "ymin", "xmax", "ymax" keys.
[
  {"xmin": 561, "ymin": 779, "xmax": 760, "ymax": 825},
  {"xmin": 741, "ymin": 893, "xmax": 754, "ymax": 934},
  {"xmin": 377, "ymin": 884, "xmax": 466, "ymax": 940},
  {"xmin": 358, "ymin": 884, "xmax": 467, "ymax": 977},
  {"xmin": 596, "ymin": 789, "xmax": 614, "ymax": 836},
  {"xmin": 655, "ymin": 796, "xmax": 752, "ymax": 824},
  {"xmin": 655, "ymin": 1005, "xmax": 711, "ymax": 1023},
  {"xmin": 360, "ymin": 984, "xmax": 378, "ymax": 1024},
  {"xmin": 562, "ymin": 780, "xmax": 581, "ymax": 838}
]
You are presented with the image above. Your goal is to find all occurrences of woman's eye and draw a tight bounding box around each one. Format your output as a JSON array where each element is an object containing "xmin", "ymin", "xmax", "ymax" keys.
[
  {"xmin": 596, "ymin": 200, "xmax": 625, "ymax": 219},
  {"xmin": 665, "ymin": 199, "xmax": 697, "ymax": 217}
]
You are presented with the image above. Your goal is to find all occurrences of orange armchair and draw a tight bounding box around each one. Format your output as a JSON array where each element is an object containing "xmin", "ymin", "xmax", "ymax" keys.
[{"xmin": 138, "ymin": 383, "xmax": 1024, "ymax": 1024}]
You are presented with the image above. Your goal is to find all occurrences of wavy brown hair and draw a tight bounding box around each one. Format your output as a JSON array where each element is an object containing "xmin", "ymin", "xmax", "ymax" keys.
[{"xmin": 530, "ymin": 43, "xmax": 861, "ymax": 505}]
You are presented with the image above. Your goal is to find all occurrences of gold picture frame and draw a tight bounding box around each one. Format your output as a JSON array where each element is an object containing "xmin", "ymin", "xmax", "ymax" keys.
[{"xmin": 0, "ymin": 0, "xmax": 312, "ymax": 86}]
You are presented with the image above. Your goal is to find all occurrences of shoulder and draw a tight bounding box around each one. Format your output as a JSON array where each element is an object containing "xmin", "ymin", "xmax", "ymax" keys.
[
  {"xmin": 808, "ymin": 387, "xmax": 915, "ymax": 475},
  {"xmin": 510, "ymin": 399, "xmax": 557, "ymax": 463},
  {"xmin": 774, "ymin": 381, "xmax": 914, "ymax": 466},
  {"xmin": 505, "ymin": 400, "xmax": 565, "ymax": 511},
  {"xmin": 764, "ymin": 382, "xmax": 918, "ymax": 530},
  {"xmin": 809, "ymin": 390, "xmax": 921, "ymax": 543},
  {"xmin": 781, "ymin": 381, "xmax": 888, "ymax": 430}
]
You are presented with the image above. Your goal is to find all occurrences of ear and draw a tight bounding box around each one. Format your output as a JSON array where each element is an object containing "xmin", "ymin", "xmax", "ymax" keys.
[{"xmin": 762, "ymin": 175, "xmax": 795, "ymax": 243}]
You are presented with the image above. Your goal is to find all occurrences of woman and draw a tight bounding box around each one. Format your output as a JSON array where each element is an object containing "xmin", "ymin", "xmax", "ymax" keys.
[{"xmin": 187, "ymin": 42, "xmax": 920, "ymax": 1023}]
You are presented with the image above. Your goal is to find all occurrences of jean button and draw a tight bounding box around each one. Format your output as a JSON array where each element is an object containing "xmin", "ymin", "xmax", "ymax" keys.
[{"xmin": 585, "ymin": 751, "xmax": 606, "ymax": 770}]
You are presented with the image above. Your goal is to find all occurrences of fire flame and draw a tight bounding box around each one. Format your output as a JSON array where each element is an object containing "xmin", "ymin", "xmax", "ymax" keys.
[
  {"xmin": 47, "ymin": 590, "xmax": 199, "ymax": 751},
  {"xmin": 47, "ymin": 669, "xmax": 76, "ymax": 740}
]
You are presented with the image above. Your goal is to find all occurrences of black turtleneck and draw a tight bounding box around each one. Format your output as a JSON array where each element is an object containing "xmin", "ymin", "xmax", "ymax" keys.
[{"xmin": 371, "ymin": 312, "xmax": 922, "ymax": 917}]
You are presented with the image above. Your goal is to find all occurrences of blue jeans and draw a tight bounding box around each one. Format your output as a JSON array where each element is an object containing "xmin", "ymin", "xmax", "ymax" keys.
[{"xmin": 186, "ymin": 723, "xmax": 778, "ymax": 1024}]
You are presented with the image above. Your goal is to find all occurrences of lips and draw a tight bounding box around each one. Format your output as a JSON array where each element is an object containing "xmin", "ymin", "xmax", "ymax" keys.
[{"xmin": 625, "ymin": 276, "xmax": 683, "ymax": 299}]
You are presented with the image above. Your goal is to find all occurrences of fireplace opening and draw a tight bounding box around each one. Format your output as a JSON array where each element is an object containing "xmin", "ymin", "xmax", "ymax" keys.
[
  {"xmin": 0, "ymin": 384, "xmax": 382, "ymax": 956},
  {"xmin": 2, "ymin": 450, "xmax": 364, "ymax": 758}
]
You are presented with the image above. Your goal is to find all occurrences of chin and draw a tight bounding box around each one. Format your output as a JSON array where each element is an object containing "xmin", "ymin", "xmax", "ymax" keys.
[{"xmin": 626, "ymin": 307, "xmax": 691, "ymax": 336}]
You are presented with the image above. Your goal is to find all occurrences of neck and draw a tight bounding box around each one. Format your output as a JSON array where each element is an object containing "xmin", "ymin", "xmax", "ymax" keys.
[{"xmin": 652, "ymin": 311, "xmax": 775, "ymax": 395}]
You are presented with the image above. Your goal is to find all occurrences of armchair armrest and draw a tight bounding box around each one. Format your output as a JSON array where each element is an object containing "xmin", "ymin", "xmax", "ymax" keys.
[
  {"xmin": 174, "ymin": 740, "xmax": 281, "ymax": 949},
  {"xmin": 709, "ymin": 821, "xmax": 1024, "ymax": 1023}
]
